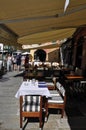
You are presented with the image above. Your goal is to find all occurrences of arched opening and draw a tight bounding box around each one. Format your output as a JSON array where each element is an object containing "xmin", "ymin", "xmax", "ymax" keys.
[{"xmin": 34, "ymin": 49, "xmax": 46, "ymax": 62}]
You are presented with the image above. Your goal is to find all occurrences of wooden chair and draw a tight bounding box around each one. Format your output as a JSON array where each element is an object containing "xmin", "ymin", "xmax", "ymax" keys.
[
  {"xmin": 48, "ymin": 82, "xmax": 66, "ymax": 118},
  {"xmin": 45, "ymin": 77, "xmax": 56, "ymax": 90},
  {"xmin": 20, "ymin": 95, "xmax": 43, "ymax": 130},
  {"xmin": 46, "ymin": 81, "xmax": 56, "ymax": 90}
]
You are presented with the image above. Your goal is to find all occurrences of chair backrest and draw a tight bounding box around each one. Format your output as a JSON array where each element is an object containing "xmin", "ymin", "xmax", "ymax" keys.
[
  {"xmin": 46, "ymin": 81, "xmax": 56, "ymax": 90},
  {"xmin": 22, "ymin": 95, "xmax": 42, "ymax": 112},
  {"xmin": 56, "ymin": 82, "xmax": 65, "ymax": 97}
]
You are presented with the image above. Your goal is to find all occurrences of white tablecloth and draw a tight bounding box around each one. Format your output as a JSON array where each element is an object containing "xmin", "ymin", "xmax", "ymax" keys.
[{"xmin": 15, "ymin": 81, "xmax": 51, "ymax": 98}]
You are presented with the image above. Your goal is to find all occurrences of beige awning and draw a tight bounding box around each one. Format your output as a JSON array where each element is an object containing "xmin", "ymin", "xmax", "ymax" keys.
[
  {"xmin": 18, "ymin": 28, "xmax": 76, "ymax": 45},
  {"xmin": 0, "ymin": 0, "xmax": 86, "ymax": 49}
]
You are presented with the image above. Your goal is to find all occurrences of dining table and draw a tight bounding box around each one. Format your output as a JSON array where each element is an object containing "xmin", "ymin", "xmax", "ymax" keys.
[
  {"xmin": 64, "ymin": 74, "xmax": 84, "ymax": 88},
  {"xmin": 15, "ymin": 80, "xmax": 51, "ymax": 98},
  {"xmin": 65, "ymin": 74, "xmax": 84, "ymax": 80},
  {"xmin": 23, "ymin": 71, "xmax": 45, "ymax": 80},
  {"xmin": 64, "ymin": 74, "xmax": 85, "ymax": 98},
  {"xmin": 15, "ymin": 80, "xmax": 51, "ymax": 121}
]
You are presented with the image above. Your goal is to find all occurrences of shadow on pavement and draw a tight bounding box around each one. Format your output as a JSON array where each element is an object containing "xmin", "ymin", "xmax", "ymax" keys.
[
  {"xmin": 0, "ymin": 77, "xmax": 10, "ymax": 82},
  {"xmin": 65, "ymin": 94, "xmax": 86, "ymax": 130}
]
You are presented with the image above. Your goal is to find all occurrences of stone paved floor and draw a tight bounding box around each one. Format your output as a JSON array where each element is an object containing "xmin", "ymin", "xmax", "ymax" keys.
[{"xmin": 0, "ymin": 71, "xmax": 70, "ymax": 130}]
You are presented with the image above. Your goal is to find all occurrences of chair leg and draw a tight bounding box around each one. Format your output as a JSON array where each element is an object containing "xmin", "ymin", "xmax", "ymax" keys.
[
  {"xmin": 20, "ymin": 112, "xmax": 22, "ymax": 129},
  {"xmin": 44, "ymin": 98, "xmax": 48, "ymax": 122},
  {"xmin": 20, "ymin": 120, "xmax": 22, "ymax": 129},
  {"xmin": 61, "ymin": 109, "xmax": 64, "ymax": 118},
  {"xmin": 20, "ymin": 96, "xmax": 23, "ymax": 129},
  {"xmin": 39, "ymin": 114, "xmax": 43, "ymax": 129}
]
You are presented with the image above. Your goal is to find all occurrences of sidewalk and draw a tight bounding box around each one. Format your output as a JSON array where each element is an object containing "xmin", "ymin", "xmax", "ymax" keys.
[{"xmin": 0, "ymin": 71, "xmax": 70, "ymax": 130}]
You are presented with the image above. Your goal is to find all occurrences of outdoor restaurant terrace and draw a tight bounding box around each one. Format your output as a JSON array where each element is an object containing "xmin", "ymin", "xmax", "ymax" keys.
[{"xmin": 0, "ymin": 0, "xmax": 86, "ymax": 130}]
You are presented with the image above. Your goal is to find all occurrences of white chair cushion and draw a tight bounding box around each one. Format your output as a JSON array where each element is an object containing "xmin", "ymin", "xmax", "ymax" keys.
[
  {"xmin": 46, "ymin": 82, "xmax": 54, "ymax": 86},
  {"xmin": 49, "ymin": 90, "xmax": 60, "ymax": 96},
  {"xmin": 48, "ymin": 94, "xmax": 64, "ymax": 104},
  {"xmin": 22, "ymin": 95, "xmax": 40, "ymax": 112}
]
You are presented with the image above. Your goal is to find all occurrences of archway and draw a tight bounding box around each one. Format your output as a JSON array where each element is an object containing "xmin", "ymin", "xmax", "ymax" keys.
[{"xmin": 34, "ymin": 49, "xmax": 46, "ymax": 62}]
